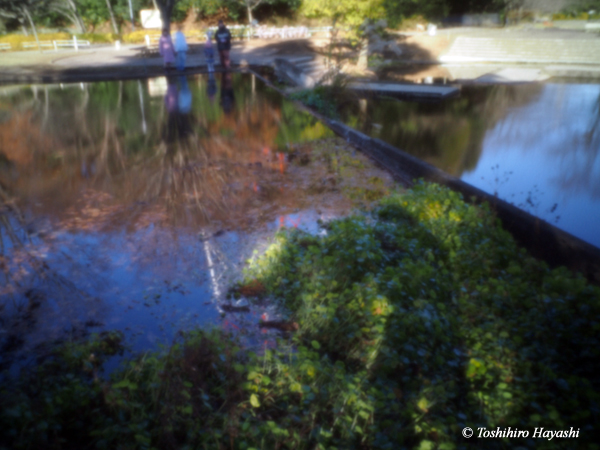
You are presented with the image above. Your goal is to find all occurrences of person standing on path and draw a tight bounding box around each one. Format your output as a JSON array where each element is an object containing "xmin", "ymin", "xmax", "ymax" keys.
[
  {"xmin": 215, "ymin": 20, "xmax": 232, "ymax": 69},
  {"xmin": 204, "ymin": 31, "xmax": 215, "ymax": 73},
  {"xmin": 159, "ymin": 28, "xmax": 175, "ymax": 70},
  {"xmin": 173, "ymin": 24, "xmax": 188, "ymax": 71}
]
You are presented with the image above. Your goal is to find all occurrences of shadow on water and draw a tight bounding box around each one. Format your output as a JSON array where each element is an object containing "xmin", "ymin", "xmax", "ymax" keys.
[{"xmin": 0, "ymin": 72, "xmax": 397, "ymax": 371}]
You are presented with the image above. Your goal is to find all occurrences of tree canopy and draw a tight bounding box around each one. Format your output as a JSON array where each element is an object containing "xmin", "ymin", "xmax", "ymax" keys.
[
  {"xmin": 300, "ymin": 0, "xmax": 385, "ymax": 27},
  {"xmin": 1, "ymin": 0, "xmax": 594, "ymax": 34}
]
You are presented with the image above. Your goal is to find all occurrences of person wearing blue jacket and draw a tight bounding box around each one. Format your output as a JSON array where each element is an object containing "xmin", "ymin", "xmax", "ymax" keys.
[{"xmin": 173, "ymin": 24, "xmax": 189, "ymax": 71}]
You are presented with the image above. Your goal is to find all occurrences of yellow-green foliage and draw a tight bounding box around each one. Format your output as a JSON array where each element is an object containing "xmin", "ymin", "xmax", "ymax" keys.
[
  {"xmin": 121, "ymin": 30, "xmax": 160, "ymax": 44},
  {"xmin": 0, "ymin": 32, "xmax": 117, "ymax": 50},
  {"xmin": 122, "ymin": 29, "xmax": 203, "ymax": 44},
  {"xmin": 78, "ymin": 32, "xmax": 117, "ymax": 43},
  {"xmin": 396, "ymin": 14, "xmax": 428, "ymax": 31},
  {"xmin": 0, "ymin": 33, "xmax": 68, "ymax": 50},
  {"xmin": 552, "ymin": 11, "xmax": 599, "ymax": 20},
  {"xmin": 300, "ymin": 0, "xmax": 385, "ymax": 28}
]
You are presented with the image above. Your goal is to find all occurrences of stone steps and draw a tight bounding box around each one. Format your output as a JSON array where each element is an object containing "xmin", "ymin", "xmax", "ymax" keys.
[
  {"xmin": 292, "ymin": 56, "xmax": 331, "ymax": 83},
  {"xmin": 440, "ymin": 37, "xmax": 600, "ymax": 64},
  {"xmin": 275, "ymin": 56, "xmax": 333, "ymax": 88}
]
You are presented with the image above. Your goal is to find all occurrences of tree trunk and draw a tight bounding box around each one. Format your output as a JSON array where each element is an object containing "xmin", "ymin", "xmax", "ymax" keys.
[
  {"xmin": 66, "ymin": 0, "xmax": 87, "ymax": 33},
  {"xmin": 357, "ymin": 35, "xmax": 369, "ymax": 71},
  {"xmin": 105, "ymin": 0, "xmax": 119, "ymax": 34},
  {"xmin": 20, "ymin": 21, "xmax": 29, "ymax": 36},
  {"xmin": 127, "ymin": 0, "xmax": 135, "ymax": 31},
  {"xmin": 22, "ymin": 6, "xmax": 41, "ymax": 53},
  {"xmin": 157, "ymin": 0, "xmax": 175, "ymax": 31},
  {"xmin": 159, "ymin": 7, "xmax": 170, "ymax": 31},
  {"xmin": 246, "ymin": 0, "xmax": 263, "ymax": 25}
]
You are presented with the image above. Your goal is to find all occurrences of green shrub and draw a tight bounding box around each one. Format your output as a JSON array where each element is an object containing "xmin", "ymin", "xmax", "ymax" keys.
[
  {"xmin": 78, "ymin": 32, "xmax": 118, "ymax": 44},
  {"xmin": 243, "ymin": 181, "xmax": 600, "ymax": 448},
  {"xmin": 121, "ymin": 30, "xmax": 157, "ymax": 44},
  {"xmin": 290, "ymin": 78, "xmax": 353, "ymax": 119},
  {"xmin": 2, "ymin": 182, "xmax": 599, "ymax": 449}
]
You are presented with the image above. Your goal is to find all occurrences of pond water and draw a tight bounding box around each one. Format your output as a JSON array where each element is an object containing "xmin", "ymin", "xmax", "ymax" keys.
[
  {"xmin": 0, "ymin": 73, "xmax": 395, "ymax": 372},
  {"xmin": 343, "ymin": 82, "xmax": 600, "ymax": 249}
]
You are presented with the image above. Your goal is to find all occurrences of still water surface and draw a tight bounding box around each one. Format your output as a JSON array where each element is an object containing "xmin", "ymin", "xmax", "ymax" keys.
[
  {"xmin": 2, "ymin": 75, "xmax": 599, "ymax": 370},
  {"xmin": 344, "ymin": 82, "xmax": 600, "ymax": 248},
  {"xmin": 0, "ymin": 73, "xmax": 394, "ymax": 371}
]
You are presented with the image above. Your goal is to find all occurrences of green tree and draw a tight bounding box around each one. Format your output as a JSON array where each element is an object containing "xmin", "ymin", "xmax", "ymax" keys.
[
  {"xmin": 300, "ymin": 0, "xmax": 385, "ymax": 69},
  {"xmin": 300, "ymin": 0, "xmax": 385, "ymax": 27},
  {"xmin": 0, "ymin": 0, "xmax": 54, "ymax": 49},
  {"xmin": 49, "ymin": 0, "xmax": 87, "ymax": 32},
  {"xmin": 383, "ymin": 0, "xmax": 449, "ymax": 26}
]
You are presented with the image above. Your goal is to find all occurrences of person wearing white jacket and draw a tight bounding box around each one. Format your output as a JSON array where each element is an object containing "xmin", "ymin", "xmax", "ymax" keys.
[{"xmin": 173, "ymin": 24, "xmax": 189, "ymax": 71}]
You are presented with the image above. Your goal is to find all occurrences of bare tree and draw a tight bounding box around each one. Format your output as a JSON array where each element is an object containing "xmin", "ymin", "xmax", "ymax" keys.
[
  {"xmin": 240, "ymin": 0, "xmax": 266, "ymax": 24},
  {"xmin": 50, "ymin": 0, "xmax": 87, "ymax": 33},
  {"xmin": 105, "ymin": 0, "xmax": 119, "ymax": 34},
  {"xmin": 0, "ymin": 0, "xmax": 46, "ymax": 51}
]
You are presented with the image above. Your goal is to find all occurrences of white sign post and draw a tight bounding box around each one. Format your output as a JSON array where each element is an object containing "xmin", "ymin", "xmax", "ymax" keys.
[{"xmin": 140, "ymin": 10, "xmax": 163, "ymax": 29}]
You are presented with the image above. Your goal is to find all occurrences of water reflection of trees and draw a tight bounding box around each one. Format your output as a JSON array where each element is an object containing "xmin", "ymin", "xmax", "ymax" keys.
[
  {"xmin": 0, "ymin": 74, "xmax": 333, "ymax": 370},
  {"xmin": 0, "ymin": 75, "xmax": 330, "ymax": 231},
  {"xmin": 466, "ymin": 84, "xmax": 600, "ymax": 201},
  {"xmin": 551, "ymin": 90, "xmax": 600, "ymax": 200},
  {"xmin": 345, "ymin": 84, "xmax": 543, "ymax": 177}
]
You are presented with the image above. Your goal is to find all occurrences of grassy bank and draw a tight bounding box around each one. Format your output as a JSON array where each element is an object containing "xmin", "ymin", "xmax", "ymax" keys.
[{"xmin": 1, "ymin": 182, "xmax": 599, "ymax": 449}]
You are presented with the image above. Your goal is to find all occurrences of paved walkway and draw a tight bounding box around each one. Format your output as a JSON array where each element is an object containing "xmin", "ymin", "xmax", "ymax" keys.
[
  {"xmin": 0, "ymin": 39, "xmax": 318, "ymax": 84},
  {"xmin": 441, "ymin": 36, "xmax": 600, "ymax": 64},
  {"xmin": 1, "ymin": 27, "xmax": 600, "ymax": 84}
]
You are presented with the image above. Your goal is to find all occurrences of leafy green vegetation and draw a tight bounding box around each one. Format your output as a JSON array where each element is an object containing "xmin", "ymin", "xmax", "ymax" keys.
[
  {"xmin": 2, "ymin": 182, "xmax": 599, "ymax": 449},
  {"xmin": 290, "ymin": 86, "xmax": 340, "ymax": 119},
  {"xmin": 290, "ymin": 79, "xmax": 357, "ymax": 120}
]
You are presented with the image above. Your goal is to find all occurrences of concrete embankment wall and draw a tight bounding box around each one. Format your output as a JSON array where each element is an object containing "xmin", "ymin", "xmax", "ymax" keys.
[{"xmin": 250, "ymin": 68, "xmax": 600, "ymax": 285}]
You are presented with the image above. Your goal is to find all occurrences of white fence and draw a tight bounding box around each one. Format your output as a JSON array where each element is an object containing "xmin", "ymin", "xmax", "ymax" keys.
[
  {"xmin": 586, "ymin": 22, "xmax": 600, "ymax": 31},
  {"xmin": 255, "ymin": 26, "xmax": 309, "ymax": 39},
  {"xmin": 144, "ymin": 35, "xmax": 161, "ymax": 47},
  {"xmin": 22, "ymin": 37, "xmax": 90, "ymax": 51},
  {"xmin": 23, "ymin": 41, "xmax": 54, "ymax": 49},
  {"xmin": 0, "ymin": 43, "xmax": 11, "ymax": 51},
  {"xmin": 141, "ymin": 25, "xmax": 334, "ymax": 51},
  {"xmin": 202, "ymin": 25, "xmax": 332, "ymax": 40}
]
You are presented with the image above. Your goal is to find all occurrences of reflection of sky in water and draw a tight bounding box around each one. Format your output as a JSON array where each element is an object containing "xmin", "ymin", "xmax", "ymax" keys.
[
  {"xmin": 461, "ymin": 83, "xmax": 600, "ymax": 248},
  {"xmin": 0, "ymin": 210, "xmax": 330, "ymax": 373},
  {"xmin": 348, "ymin": 82, "xmax": 599, "ymax": 248}
]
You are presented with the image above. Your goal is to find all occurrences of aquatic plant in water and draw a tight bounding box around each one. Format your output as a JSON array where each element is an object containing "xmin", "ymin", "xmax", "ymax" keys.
[{"xmin": 1, "ymin": 182, "xmax": 599, "ymax": 449}]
